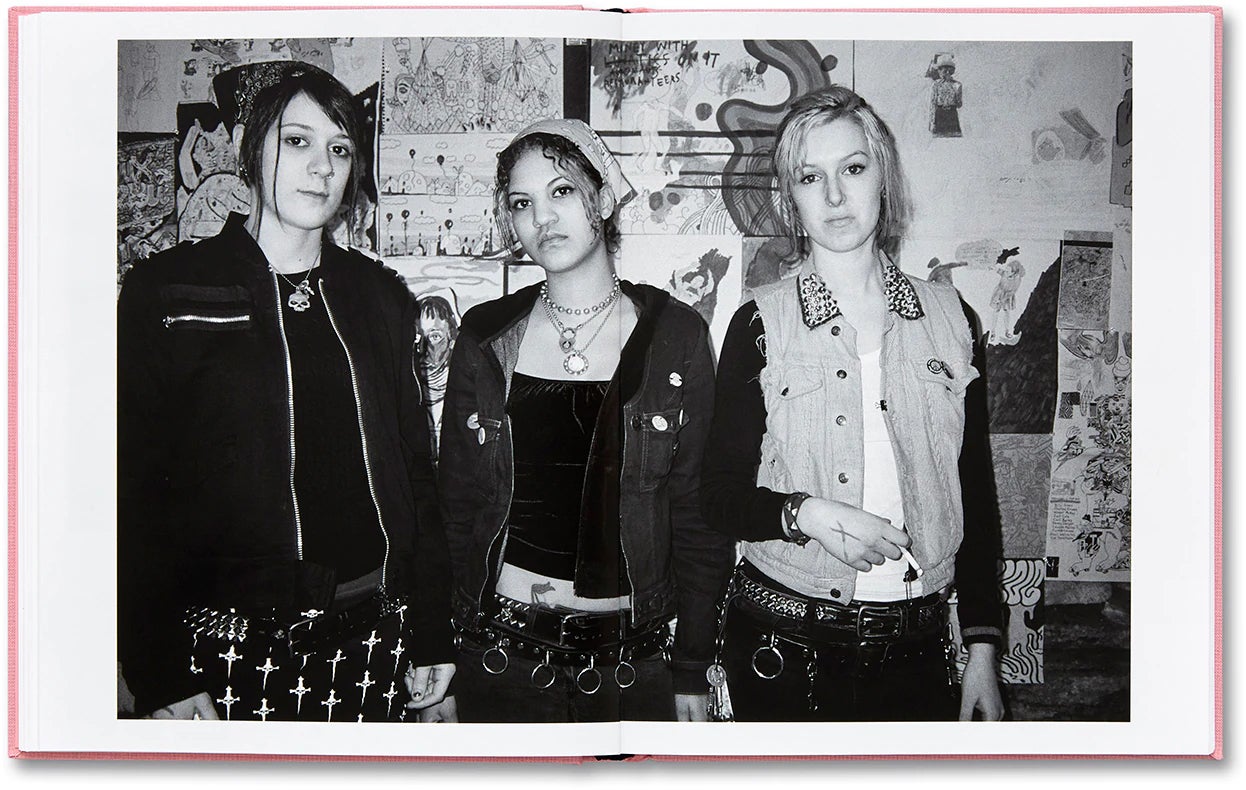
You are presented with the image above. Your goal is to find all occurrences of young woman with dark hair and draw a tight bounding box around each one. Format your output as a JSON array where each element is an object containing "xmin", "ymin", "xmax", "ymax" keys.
[
  {"xmin": 701, "ymin": 86, "xmax": 1005, "ymax": 722},
  {"xmin": 437, "ymin": 119, "xmax": 735, "ymax": 723},
  {"xmin": 118, "ymin": 62, "xmax": 454, "ymax": 722}
]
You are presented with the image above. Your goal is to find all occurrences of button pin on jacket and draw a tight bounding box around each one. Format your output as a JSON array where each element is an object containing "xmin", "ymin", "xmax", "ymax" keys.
[
  {"xmin": 651, "ymin": 415, "xmax": 669, "ymax": 431},
  {"xmin": 466, "ymin": 412, "xmax": 488, "ymax": 444},
  {"xmin": 669, "ymin": 372, "xmax": 683, "ymax": 387},
  {"xmin": 927, "ymin": 358, "xmax": 950, "ymax": 377}
]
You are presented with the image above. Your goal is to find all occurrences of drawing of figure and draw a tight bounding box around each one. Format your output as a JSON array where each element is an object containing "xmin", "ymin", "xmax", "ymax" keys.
[
  {"xmin": 179, "ymin": 118, "xmax": 236, "ymax": 186},
  {"xmin": 925, "ymin": 53, "xmax": 963, "ymax": 138},
  {"xmin": 635, "ymin": 96, "xmax": 674, "ymax": 175},
  {"xmin": 176, "ymin": 104, "xmax": 248, "ymax": 241},
  {"xmin": 1069, "ymin": 515, "xmax": 1124, "ymax": 577},
  {"xmin": 286, "ymin": 38, "xmax": 335, "ymax": 74},
  {"xmin": 988, "ymin": 247, "xmax": 1025, "ymax": 345},
  {"xmin": 714, "ymin": 58, "xmax": 766, "ymax": 96},
  {"xmin": 668, "ymin": 247, "xmax": 730, "ymax": 328},
  {"xmin": 1058, "ymin": 329, "xmax": 1121, "ymax": 402},
  {"xmin": 925, "ymin": 255, "xmax": 969, "ymax": 287},
  {"xmin": 414, "ymin": 290, "xmax": 461, "ymax": 457}
]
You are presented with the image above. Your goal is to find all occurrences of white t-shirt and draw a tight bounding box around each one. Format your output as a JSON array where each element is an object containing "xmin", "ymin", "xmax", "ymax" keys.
[{"xmin": 852, "ymin": 347, "xmax": 915, "ymax": 602}]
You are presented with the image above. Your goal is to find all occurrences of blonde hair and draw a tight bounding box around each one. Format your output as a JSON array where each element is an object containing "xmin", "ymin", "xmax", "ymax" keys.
[{"xmin": 772, "ymin": 86, "xmax": 912, "ymax": 258}]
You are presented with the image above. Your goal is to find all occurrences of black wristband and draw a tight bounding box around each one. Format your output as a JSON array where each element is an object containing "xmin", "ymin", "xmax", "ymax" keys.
[{"xmin": 781, "ymin": 492, "xmax": 812, "ymax": 545}]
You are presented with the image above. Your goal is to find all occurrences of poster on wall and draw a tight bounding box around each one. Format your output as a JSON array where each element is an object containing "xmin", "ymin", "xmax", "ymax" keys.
[
  {"xmin": 1044, "ymin": 232, "xmax": 1131, "ymax": 583},
  {"xmin": 380, "ymin": 37, "xmax": 565, "ymax": 134},
  {"xmin": 117, "ymin": 134, "xmax": 179, "ymax": 284}
]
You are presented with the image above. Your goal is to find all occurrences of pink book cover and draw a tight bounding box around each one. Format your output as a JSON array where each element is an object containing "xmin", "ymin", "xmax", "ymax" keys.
[{"xmin": 5, "ymin": 0, "xmax": 1221, "ymax": 767}]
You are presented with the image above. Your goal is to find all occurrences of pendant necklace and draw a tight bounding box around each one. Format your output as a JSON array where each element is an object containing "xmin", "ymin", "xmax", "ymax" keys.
[
  {"xmin": 540, "ymin": 279, "xmax": 621, "ymax": 375},
  {"xmin": 271, "ymin": 249, "xmax": 323, "ymax": 313}
]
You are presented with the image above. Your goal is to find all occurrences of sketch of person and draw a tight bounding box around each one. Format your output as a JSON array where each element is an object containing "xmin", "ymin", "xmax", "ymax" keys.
[
  {"xmin": 667, "ymin": 247, "xmax": 730, "ymax": 328},
  {"xmin": 414, "ymin": 291, "xmax": 461, "ymax": 457},
  {"xmin": 178, "ymin": 117, "xmax": 236, "ymax": 189},
  {"xmin": 635, "ymin": 95, "xmax": 674, "ymax": 175},
  {"xmin": 1058, "ymin": 329, "xmax": 1120, "ymax": 401},
  {"xmin": 925, "ymin": 53, "xmax": 963, "ymax": 138},
  {"xmin": 988, "ymin": 247, "xmax": 1025, "ymax": 345},
  {"xmin": 176, "ymin": 104, "xmax": 247, "ymax": 241}
]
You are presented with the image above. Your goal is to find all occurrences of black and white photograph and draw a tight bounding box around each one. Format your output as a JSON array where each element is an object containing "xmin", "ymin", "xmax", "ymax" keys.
[
  {"xmin": 115, "ymin": 30, "xmax": 1133, "ymax": 726},
  {"xmin": 8, "ymin": 1, "xmax": 1220, "ymax": 764}
]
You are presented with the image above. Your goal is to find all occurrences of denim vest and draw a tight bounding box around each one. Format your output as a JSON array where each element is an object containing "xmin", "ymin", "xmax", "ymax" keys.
[{"xmin": 742, "ymin": 260, "xmax": 978, "ymax": 603}]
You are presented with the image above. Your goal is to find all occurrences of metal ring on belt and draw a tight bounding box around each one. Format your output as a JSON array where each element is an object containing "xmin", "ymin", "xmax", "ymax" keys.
[
  {"xmin": 483, "ymin": 645, "xmax": 509, "ymax": 675},
  {"xmin": 613, "ymin": 660, "xmax": 637, "ymax": 689},
  {"xmin": 530, "ymin": 651, "xmax": 557, "ymax": 689},
  {"xmin": 750, "ymin": 633, "xmax": 785, "ymax": 680},
  {"xmin": 576, "ymin": 656, "xmax": 603, "ymax": 695}
]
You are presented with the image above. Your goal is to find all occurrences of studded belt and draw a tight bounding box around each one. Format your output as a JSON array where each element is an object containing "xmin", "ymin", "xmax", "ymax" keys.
[
  {"xmin": 185, "ymin": 587, "xmax": 408, "ymax": 658},
  {"xmin": 731, "ymin": 564, "xmax": 947, "ymax": 643}
]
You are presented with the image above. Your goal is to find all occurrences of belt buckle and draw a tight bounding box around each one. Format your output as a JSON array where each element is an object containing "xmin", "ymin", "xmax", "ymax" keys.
[
  {"xmin": 856, "ymin": 604, "xmax": 903, "ymax": 639},
  {"xmin": 558, "ymin": 610, "xmax": 579, "ymax": 646}
]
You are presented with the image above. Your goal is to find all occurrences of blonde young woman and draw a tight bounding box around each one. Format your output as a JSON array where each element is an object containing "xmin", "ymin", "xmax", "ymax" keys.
[
  {"xmin": 437, "ymin": 119, "xmax": 735, "ymax": 722},
  {"xmin": 701, "ymin": 87, "xmax": 1004, "ymax": 722}
]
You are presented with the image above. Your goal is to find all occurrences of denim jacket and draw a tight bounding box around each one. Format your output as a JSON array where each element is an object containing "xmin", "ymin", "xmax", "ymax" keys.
[
  {"xmin": 438, "ymin": 281, "xmax": 736, "ymax": 692},
  {"xmin": 701, "ymin": 258, "xmax": 1003, "ymax": 643}
]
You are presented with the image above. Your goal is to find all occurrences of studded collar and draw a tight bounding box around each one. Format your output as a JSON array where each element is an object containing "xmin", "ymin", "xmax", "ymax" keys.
[{"xmin": 796, "ymin": 256, "xmax": 925, "ymax": 329}]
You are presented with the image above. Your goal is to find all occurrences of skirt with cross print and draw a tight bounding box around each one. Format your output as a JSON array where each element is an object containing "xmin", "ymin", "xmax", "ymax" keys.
[{"xmin": 183, "ymin": 606, "xmax": 415, "ymax": 722}]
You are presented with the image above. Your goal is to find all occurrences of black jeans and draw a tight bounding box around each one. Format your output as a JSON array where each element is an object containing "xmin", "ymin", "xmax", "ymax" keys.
[{"xmin": 720, "ymin": 583, "xmax": 958, "ymax": 722}]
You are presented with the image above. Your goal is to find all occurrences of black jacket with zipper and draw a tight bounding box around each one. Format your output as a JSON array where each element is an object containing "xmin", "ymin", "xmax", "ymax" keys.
[
  {"xmin": 117, "ymin": 214, "xmax": 453, "ymax": 715},
  {"xmin": 438, "ymin": 281, "xmax": 737, "ymax": 693}
]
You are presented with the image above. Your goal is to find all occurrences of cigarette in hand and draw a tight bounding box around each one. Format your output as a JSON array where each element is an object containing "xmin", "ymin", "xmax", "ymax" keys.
[{"xmin": 897, "ymin": 544, "xmax": 924, "ymax": 578}]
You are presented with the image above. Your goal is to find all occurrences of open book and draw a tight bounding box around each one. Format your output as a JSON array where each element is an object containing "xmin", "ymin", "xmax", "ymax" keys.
[{"xmin": 9, "ymin": 3, "xmax": 1220, "ymax": 760}]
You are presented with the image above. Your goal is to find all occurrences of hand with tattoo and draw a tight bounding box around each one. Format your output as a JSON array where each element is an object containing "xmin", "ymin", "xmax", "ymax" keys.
[{"xmin": 792, "ymin": 497, "xmax": 911, "ymax": 572}]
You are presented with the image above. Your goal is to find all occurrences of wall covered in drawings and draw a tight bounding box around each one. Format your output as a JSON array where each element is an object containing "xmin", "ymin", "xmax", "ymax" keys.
[{"xmin": 117, "ymin": 37, "xmax": 1132, "ymax": 688}]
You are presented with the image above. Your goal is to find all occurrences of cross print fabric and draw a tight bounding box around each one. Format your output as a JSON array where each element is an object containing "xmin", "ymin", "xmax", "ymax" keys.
[{"xmin": 185, "ymin": 607, "xmax": 413, "ymax": 722}]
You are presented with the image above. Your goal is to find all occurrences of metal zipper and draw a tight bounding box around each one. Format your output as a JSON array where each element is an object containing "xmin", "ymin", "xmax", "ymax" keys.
[
  {"xmin": 320, "ymin": 280, "xmax": 392, "ymax": 590},
  {"xmin": 270, "ymin": 271, "xmax": 304, "ymax": 559},
  {"xmin": 617, "ymin": 392, "xmax": 636, "ymax": 623},
  {"xmin": 474, "ymin": 345, "xmax": 515, "ymax": 612},
  {"xmin": 476, "ymin": 412, "xmax": 514, "ymax": 611},
  {"xmin": 163, "ymin": 313, "xmax": 250, "ymax": 328}
]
